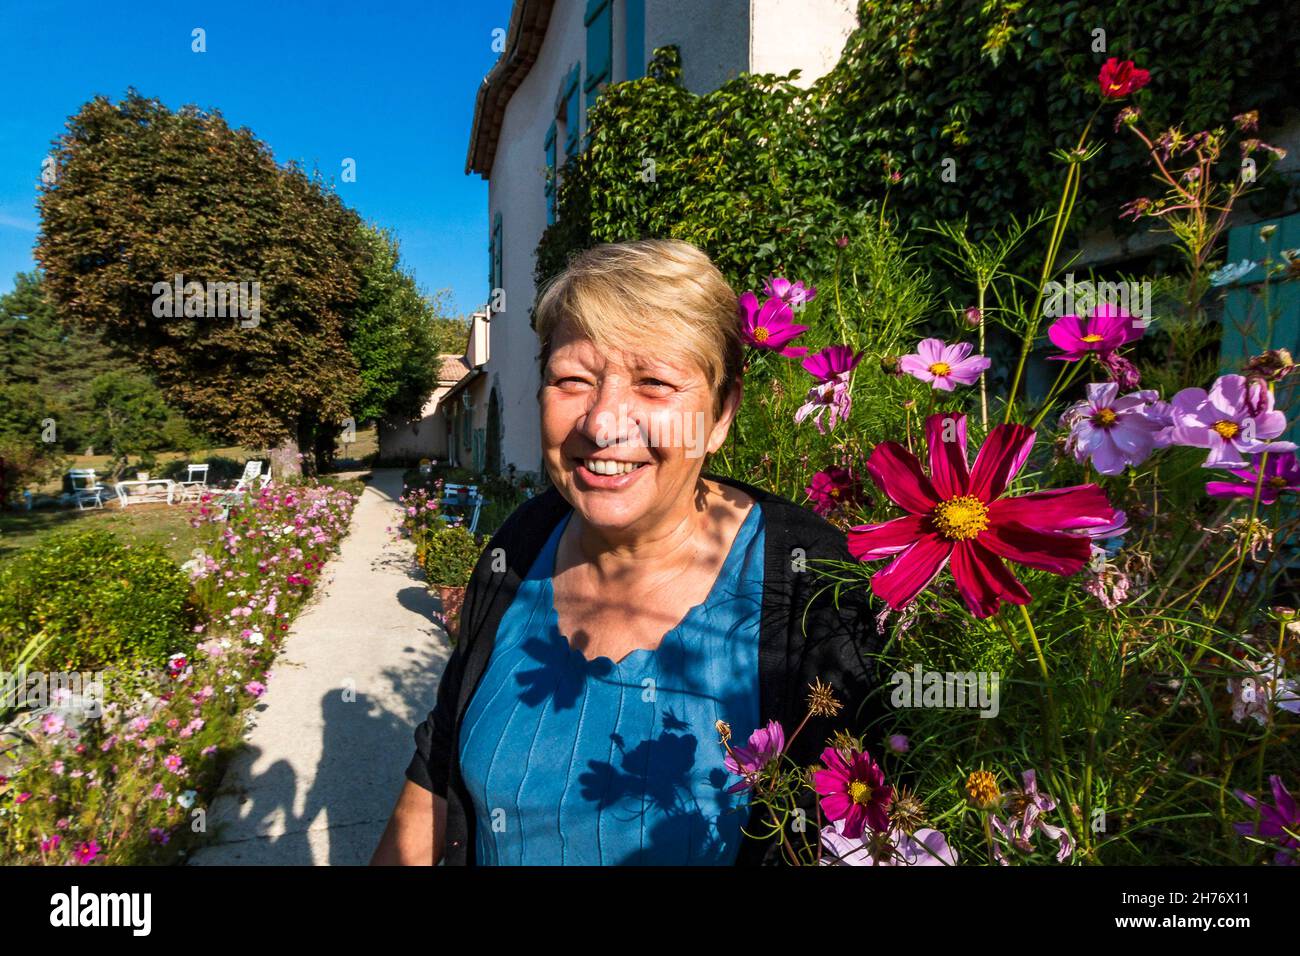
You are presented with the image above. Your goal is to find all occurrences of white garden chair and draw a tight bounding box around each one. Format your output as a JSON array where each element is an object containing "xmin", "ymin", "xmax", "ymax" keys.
[
  {"xmin": 438, "ymin": 483, "xmax": 484, "ymax": 534},
  {"xmin": 213, "ymin": 460, "xmax": 265, "ymax": 520},
  {"xmin": 67, "ymin": 469, "xmax": 107, "ymax": 510},
  {"xmin": 176, "ymin": 463, "xmax": 210, "ymax": 502}
]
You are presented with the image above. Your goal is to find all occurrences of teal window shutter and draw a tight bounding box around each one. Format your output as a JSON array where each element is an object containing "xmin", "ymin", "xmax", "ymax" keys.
[
  {"xmin": 544, "ymin": 120, "xmax": 557, "ymax": 225},
  {"xmin": 585, "ymin": 0, "xmax": 612, "ymax": 110},
  {"xmin": 562, "ymin": 63, "xmax": 581, "ymax": 158},
  {"xmin": 491, "ymin": 212, "xmax": 503, "ymax": 297},
  {"xmin": 1218, "ymin": 211, "xmax": 1300, "ymax": 446},
  {"xmin": 625, "ymin": 0, "xmax": 646, "ymax": 81}
]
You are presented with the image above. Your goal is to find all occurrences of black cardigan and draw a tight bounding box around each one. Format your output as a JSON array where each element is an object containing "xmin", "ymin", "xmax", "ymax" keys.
[{"xmin": 404, "ymin": 473, "xmax": 891, "ymax": 865}]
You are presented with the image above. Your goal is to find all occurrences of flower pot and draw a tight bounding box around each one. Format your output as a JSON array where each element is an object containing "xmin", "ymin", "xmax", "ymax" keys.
[{"xmin": 435, "ymin": 584, "xmax": 467, "ymax": 639}]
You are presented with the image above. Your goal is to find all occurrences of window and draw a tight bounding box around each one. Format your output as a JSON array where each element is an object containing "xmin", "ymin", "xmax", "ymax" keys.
[
  {"xmin": 624, "ymin": 0, "xmax": 646, "ymax": 81},
  {"xmin": 585, "ymin": 0, "xmax": 613, "ymax": 110},
  {"xmin": 560, "ymin": 62, "xmax": 581, "ymax": 159},
  {"xmin": 546, "ymin": 64, "xmax": 581, "ymax": 225},
  {"xmin": 489, "ymin": 211, "xmax": 502, "ymax": 304},
  {"xmin": 544, "ymin": 121, "xmax": 557, "ymax": 225}
]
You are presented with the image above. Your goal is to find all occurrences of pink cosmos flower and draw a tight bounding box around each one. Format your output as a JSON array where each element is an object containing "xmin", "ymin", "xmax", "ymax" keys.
[
  {"xmin": 812, "ymin": 745, "xmax": 892, "ymax": 839},
  {"xmin": 848, "ymin": 413, "xmax": 1115, "ymax": 618},
  {"xmin": 990, "ymin": 769, "xmax": 1074, "ymax": 864},
  {"xmin": 1234, "ymin": 775, "xmax": 1299, "ymax": 866},
  {"xmin": 795, "ymin": 345, "xmax": 864, "ymax": 434},
  {"xmin": 761, "ymin": 275, "xmax": 817, "ymax": 308},
  {"xmin": 738, "ymin": 291, "xmax": 809, "ymax": 357},
  {"xmin": 1059, "ymin": 383, "xmax": 1169, "ymax": 475},
  {"xmin": 1169, "ymin": 374, "xmax": 1296, "ymax": 468},
  {"xmin": 1047, "ymin": 304, "xmax": 1145, "ymax": 361},
  {"xmin": 898, "ymin": 339, "xmax": 991, "ymax": 391},
  {"xmin": 245, "ymin": 681, "xmax": 267, "ymax": 697},
  {"xmin": 723, "ymin": 719, "xmax": 786, "ymax": 793},
  {"xmin": 1206, "ymin": 451, "xmax": 1300, "ymax": 503},
  {"xmin": 74, "ymin": 840, "xmax": 101, "ymax": 865},
  {"xmin": 805, "ymin": 467, "xmax": 865, "ymax": 516}
]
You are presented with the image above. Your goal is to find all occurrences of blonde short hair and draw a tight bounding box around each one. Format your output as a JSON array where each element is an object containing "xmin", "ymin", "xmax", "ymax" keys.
[{"xmin": 533, "ymin": 238, "xmax": 744, "ymax": 420}]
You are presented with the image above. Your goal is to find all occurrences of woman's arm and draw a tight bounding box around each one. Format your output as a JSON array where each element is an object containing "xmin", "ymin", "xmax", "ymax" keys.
[{"xmin": 370, "ymin": 781, "xmax": 446, "ymax": 865}]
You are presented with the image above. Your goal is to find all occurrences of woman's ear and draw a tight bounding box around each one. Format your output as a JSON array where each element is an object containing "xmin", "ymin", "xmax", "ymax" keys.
[{"xmin": 705, "ymin": 376, "xmax": 744, "ymax": 456}]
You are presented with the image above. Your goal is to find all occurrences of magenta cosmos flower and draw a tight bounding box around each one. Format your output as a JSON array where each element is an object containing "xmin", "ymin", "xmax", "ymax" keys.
[
  {"xmin": 1234, "ymin": 775, "xmax": 1299, "ymax": 866},
  {"xmin": 795, "ymin": 345, "xmax": 864, "ymax": 434},
  {"xmin": 1169, "ymin": 374, "xmax": 1297, "ymax": 468},
  {"xmin": 724, "ymin": 719, "xmax": 785, "ymax": 793},
  {"xmin": 1059, "ymin": 383, "xmax": 1169, "ymax": 475},
  {"xmin": 805, "ymin": 467, "xmax": 865, "ymax": 516},
  {"xmin": 848, "ymin": 413, "xmax": 1116, "ymax": 618},
  {"xmin": 899, "ymin": 338, "xmax": 991, "ymax": 391},
  {"xmin": 762, "ymin": 275, "xmax": 817, "ymax": 308},
  {"xmin": 812, "ymin": 745, "xmax": 892, "ymax": 839},
  {"xmin": 1207, "ymin": 451, "xmax": 1300, "ymax": 503},
  {"xmin": 737, "ymin": 291, "xmax": 809, "ymax": 357},
  {"xmin": 1047, "ymin": 304, "xmax": 1145, "ymax": 361},
  {"xmin": 1098, "ymin": 57, "xmax": 1150, "ymax": 99}
]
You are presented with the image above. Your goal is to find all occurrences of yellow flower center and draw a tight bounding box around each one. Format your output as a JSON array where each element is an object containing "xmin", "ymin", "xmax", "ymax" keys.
[
  {"xmin": 928, "ymin": 361, "xmax": 952, "ymax": 376},
  {"xmin": 1092, "ymin": 407, "xmax": 1118, "ymax": 427},
  {"xmin": 848, "ymin": 780, "xmax": 873, "ymax": 805},
  {"xmin": 1212, "ymin": 420, "xmax": 1240, "ymax": 439},
  {"xmin": 966, "ymin": 769, "xmax": 1000, "ymax": 808},
  {"xmin": 829, "ymin": 487, "xmax": 840, "ymax": 497},
  {"xmin": 932, "ymin": 495, "xmax": 990, "ymax": 540},
  {"xmin": 1269, "ymin": 476, "xmax": 1288, "ymax": 488},
  {"xmin": 1080, "ymin": 333, "xmax": 1104, "ymax": 343},
  {"xmin": 753, "ymin": 326, "xmax": 770, "ymax": 343}
]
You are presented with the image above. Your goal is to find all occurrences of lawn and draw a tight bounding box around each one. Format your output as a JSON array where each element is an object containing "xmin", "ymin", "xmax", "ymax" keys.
[{"xmin": 0, "ymin": 500, "xmax": 204, "ymax": 564}]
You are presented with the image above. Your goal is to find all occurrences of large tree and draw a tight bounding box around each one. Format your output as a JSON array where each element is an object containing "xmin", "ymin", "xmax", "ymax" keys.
[{"xmin": 36, "ymin": 90, "xmax": 365, "ymax": 476}]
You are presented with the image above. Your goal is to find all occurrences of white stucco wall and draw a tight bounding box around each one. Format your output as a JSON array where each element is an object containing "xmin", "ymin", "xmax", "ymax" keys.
[{"xmin": 748, "ymin": 0, "xmax": 858, "ymax": 86}]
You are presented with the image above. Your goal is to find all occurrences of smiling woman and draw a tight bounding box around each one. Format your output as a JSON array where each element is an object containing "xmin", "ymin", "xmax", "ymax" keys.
[{"xmin": 371, "ymin": 238, "xmax": 889, "ymax": 867}]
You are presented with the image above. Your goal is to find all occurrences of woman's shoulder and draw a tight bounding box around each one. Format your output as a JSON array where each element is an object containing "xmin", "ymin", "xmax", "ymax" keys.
[{"xmin": 704, "ymin": 473, "xmax": 852, "ymax": 560}]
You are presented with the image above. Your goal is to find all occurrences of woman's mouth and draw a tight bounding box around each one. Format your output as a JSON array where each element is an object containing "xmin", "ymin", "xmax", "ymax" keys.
[{"xmin": 573, "ymin": 457, "xmax": 650, "ymax": 487}]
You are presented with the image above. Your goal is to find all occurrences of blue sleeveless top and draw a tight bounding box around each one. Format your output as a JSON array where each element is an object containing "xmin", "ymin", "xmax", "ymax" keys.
[{"xmin": 458, "ymin": 504, "xmax": 765, "ymax": 865}]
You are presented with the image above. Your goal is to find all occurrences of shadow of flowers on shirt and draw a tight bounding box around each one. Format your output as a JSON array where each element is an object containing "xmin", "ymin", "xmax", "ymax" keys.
[{"xmin": 577, "ymin": 710, "xmax": 740, "ymax": 864}]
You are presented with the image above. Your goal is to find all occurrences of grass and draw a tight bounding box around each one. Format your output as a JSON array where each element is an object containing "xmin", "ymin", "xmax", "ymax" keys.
[{"xmin": 0, "ymin": 500, "xmax": 205, "ymax": 564}]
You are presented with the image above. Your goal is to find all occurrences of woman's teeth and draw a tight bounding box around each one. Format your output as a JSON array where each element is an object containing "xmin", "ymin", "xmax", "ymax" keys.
[{"xmin": 583, "ymin": 459, "xmax": 646, "ymax": 476}]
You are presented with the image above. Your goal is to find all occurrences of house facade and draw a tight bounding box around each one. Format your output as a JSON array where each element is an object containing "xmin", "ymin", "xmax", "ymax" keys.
[
  {"xmin": 465, "ymin": 0, "xmax": 860, "ymax": 483},
  {"xmin": 377, "ymin": 308, "xmax": 497, "ymax": 468}
]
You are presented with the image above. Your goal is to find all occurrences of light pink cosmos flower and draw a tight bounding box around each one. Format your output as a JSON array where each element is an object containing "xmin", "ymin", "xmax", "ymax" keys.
[
  {"xmin": 1059, "ymin": 383, "xmax": 1169, "ymax": 475},
  {"xmin": 1169, "ymin": 374, "xmax": 1296, "ymax": 468},
  {"xmin": 819, "ymin": 817, "xmax": 958, "ymax": 866},
  {"xmin": 898, "ymin": 339, "xmax": 991, "ymax": 391}
]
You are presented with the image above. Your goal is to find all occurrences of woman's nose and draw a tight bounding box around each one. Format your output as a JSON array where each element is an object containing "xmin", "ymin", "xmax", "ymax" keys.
[{"xmin": 583, "ymin": 381, "xmax": 643, "ymax": 449}]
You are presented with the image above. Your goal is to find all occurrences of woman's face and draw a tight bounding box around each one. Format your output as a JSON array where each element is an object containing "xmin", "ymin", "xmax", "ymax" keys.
[{"xmin": 540, "ymin": 321, "xmax": 739, "ymax": 533}]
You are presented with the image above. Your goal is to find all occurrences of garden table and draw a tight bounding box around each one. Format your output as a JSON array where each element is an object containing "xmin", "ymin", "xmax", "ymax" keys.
[{"xmin": 113, "ymin": 479, "xmax": 176, "ymax": 508}]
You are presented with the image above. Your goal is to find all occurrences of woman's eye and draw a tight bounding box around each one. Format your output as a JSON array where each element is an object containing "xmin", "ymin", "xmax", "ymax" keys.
[{"xmin": 640, "ymin": 378, "xmax": 672, "ymax": 389}]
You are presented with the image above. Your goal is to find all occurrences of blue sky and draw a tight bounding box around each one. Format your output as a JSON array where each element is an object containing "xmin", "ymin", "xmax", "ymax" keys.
[{"xmin": 0, "ymin": 0, "xmax": 513, "ymax": 316}]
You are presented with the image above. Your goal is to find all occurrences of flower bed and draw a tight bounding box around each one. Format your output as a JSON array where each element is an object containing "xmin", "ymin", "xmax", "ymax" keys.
[
  {"xmin": 715, "ymin": 61, "xmax": 1299, "ymax": 865},
  {"xmin": 0, "ymin": 479, "xmax": 360, "ymax": 864}
]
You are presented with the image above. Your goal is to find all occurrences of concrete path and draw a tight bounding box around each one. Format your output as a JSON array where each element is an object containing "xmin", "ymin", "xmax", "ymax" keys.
[{"xmin": 187, "ymin": 468, "xmax": 450, "ymax": 866}]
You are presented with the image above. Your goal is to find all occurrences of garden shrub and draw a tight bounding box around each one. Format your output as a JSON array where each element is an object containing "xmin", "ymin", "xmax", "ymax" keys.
[
  {"xmin": 420, "ymin": 524, "xmax": 485, "ymax": 588},
  {"xmin": 0, "ymin": 528, "xmax": 197, "ymax": 672}
]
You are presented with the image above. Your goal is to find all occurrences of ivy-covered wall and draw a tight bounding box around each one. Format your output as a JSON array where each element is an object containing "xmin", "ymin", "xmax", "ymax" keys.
[{"xmin": 536, "ymin": 0, "xmax": 1299, "ymax": 296}]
